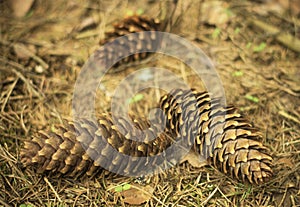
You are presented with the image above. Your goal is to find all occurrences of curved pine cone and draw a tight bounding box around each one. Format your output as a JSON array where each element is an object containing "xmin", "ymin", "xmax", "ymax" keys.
[
  {"xmin": 21, "ymin": 89, "xmax": 273, "ymax": 184},
  {"xmin": 20, "ymin": 114, "xmax": 173, "ymax": 177},
  {"xmin": 159, "ymin": 89, "xmax": 273, "ymax": 184}
]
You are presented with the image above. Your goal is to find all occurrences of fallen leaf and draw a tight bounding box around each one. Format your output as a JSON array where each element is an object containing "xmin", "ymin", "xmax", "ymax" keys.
[
  {"xmin": 253, "ymin": 42, "xmax": 267, "ymax": 52},
  {"xmin": 180, "ymin": 149, "xmax": 208, "ymax": 168},
  {"xmin": 245, "ymin": 95, "xmax": 259, "ymax": 103},
  {"xmin": 114, "ymin": 183, "xmax": 131, "ymax": 193},
  {"xmin": 212, "ymin": 28, "xmax": 221, "ymax": 39},
  {"xmin": 277, "ymin": 157, "xmax": 294, "ymax": 169},
  {"xmin": 9, "ymin": 0, "xmax": 35, "ymax": 18},
  {"xmin": 252, "ymin": 0, "xmax": 300, "ymax": 16},
  {"xmin": 278, "ymin": 0, "xmax": 300, "ymax": 16},
  {"xmin": 13, "ymin": 43, "xmax": 36, "ymax": 59},
  {"xmin": 13, "ymin": 43, "xmax": 48, "ymax": 69},
  {"xmin": 127, "ymin": 93, "xmax": 144, "ymax": 104},
  {"xmin": 136, "ymin": 8, "xmax": 144, "ymax": 15},
  {"xmin": 201, "ymin": 1, "xmax": 232, "ymax": 27},
  {"xmin": 34, "ymin": 65, "xmax": 44, "ymax": 74},
  {"xmin": 74, "ymin": 16, "xmax": 98, "ymax": 32},
  {"xmin": 232, "ymin": 71, "xmax": 244, "ymax": 77},
  {"xmin": 121, "ymin": 184, "xmax": 154, "ymax": 205},
  {"xmin": 219, "ymin": 181, "xmax": 236, "ymax": 195}
]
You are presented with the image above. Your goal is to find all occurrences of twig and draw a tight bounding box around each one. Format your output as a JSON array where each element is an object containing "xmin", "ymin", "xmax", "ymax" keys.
[
  {"xmin": 0, "ymin": 60, "xmax": 43, "ymax": 99},
  {"xmin": 20, "ymin": 105, "xmax": 29, "ymax": 135},
  {"xmin": 14, "ymin": 43, "xmax": 49, "ymax": 69},
  {"xmin": 44, "ymin": 177, "xmax": 62, "ymax": 203},
  {"xmin": 1, "ymin": 77, "xmax": 19, "ymax": 112},
  {"xmin": 0, "ymin": 173, "xmax": 20, "ymax": 197},
  {"xmin": 0, "ymin": 66, "xmax": 42, "ymax": 98},
  {"xmin": 0, "ymin": 199, "xmax": 11, "ymax": 207},
  {"xmin": 278, "ymin": 110, "xmax": 300, "ymax": 125},
  {"xmin": 249, "ymin": 18, "xmax": 300, "ymax": 53},
  {"xmin": 200, "ymin": 185, "xmax": 219, "ymax": 206},
  {"xmin": 217, "ymin": 186, "xmax": 233, "ymax": 204},
  {"xmin": 0, "ymin": 39, "xmax": 49, "ymax": 69},
  {"xmin": 0, "ymin": 144, "xmax": 18, "ymax": 163}
]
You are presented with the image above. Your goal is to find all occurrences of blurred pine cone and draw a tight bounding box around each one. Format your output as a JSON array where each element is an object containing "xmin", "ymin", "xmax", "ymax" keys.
[{"xmin": 98, "ymin": 15, "xmax": 162, "ymax": 72}]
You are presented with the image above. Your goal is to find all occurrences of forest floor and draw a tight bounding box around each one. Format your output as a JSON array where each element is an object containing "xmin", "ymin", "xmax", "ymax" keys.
[{"xmin": 0, "ymin": 0, "xmax": 299, "ymax": 206}]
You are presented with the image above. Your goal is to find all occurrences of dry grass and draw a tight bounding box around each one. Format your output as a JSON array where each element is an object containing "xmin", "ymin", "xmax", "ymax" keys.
[{"xmin": 0, "ymin": 0, "xmax": 299, "ymax": 206}]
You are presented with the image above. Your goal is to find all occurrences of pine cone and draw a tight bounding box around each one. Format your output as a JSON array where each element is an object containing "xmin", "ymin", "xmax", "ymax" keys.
[
  {"xmin": 97, "ymin": 15, "xmax": 162, "ymax": 72},
  {"xmin": 73, "ymin": 16, "xmax": 163, "ymax": 116},
  {"xmin": 20, "ymin": 114, "xmax": 173, "ymax": 177},
  {"xmin": 159, "ymin": 89, "xmax": 273, "ymax": 184}
]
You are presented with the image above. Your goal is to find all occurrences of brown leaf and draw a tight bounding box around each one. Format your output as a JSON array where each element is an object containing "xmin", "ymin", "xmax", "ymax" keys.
[
  {"xmin": 121, "ymin": 184, "xmax": 154, "ymax": 205},
  {"xmin": 13, "ymin": 43, "xmax": 36, "ymax": 59},
  {"xmin": 277, "ymin": 157, "xmax": 294, "ymax": 169},
  {"xmin": 9, "ymin": 0, "xmax": 35, "ymax": 18},
  {"xmin": 74, "ymin": 16, "xmax": 99, "ymax": 32},
  {"xmin": 219, "ymin": 181, "xmax": 236, "ymax": 195},
  {"xmin": 277, "ymin": 0, "xmax": 300, "ymax": 16},
  {"xmin": 180, "ymin": 150, "xmax": 208, "ymax": 168},
  {"xmin": 201, "ymin": 1, "xmax": 232, "ymax": 27}
]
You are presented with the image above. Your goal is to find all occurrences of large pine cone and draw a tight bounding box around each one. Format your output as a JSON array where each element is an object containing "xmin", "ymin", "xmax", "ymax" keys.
[{"xmin": 159, "ymin": 89, "xmax": 273, "ymax": 184}]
